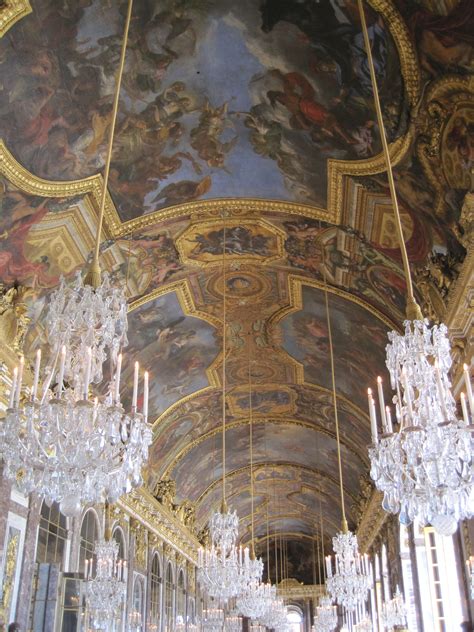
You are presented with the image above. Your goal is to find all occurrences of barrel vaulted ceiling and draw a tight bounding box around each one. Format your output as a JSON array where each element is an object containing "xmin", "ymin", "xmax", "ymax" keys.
[{"xmin": 0, "ymin": 0, "xmax": 472, "ymax": 583}]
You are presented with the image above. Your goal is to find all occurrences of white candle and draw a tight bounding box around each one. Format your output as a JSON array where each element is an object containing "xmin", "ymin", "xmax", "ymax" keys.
[
  {"xmin": 385, "ymin": 406, "xmax": 393, "ymax": 434},
  {"xmin": 132, "ymin": 361, "xmax": 139, "ymax": 410},
  {"xmin": 15, "ymin": 356, "xmax": 24, "ymax": 407},
  {"xmin": 84, "ymin": 347, "xmax": 92, "ymax": 399},
  {"xmin": 114, "ymin": 353, "xmax": 122, "ymax": 404},
  {"xmin": 463, "ymin": 364, "xmax": 473, "ymax": 416},
  {"xmin": 84, "ymin": 558, "xmax": 88, "ymax": 577},
  {"xmin": 326, "ymin": 556, "xmax": 332, "ymax": 578},
  {"xmin": 9, "ymin": 366, "xmax": 18, "ymax": 408},
  {"xmin": 143, "ymin": 371, "xmax": 149, "ymax": 420},
  {"xmin": 461, "ymin": 392, "xmax": 469, "ymax": 425},
  {"xmin": 32, "ymin": 349, "xmax": 41, "ymax": 401},
  {"xmin": 57, "ymin": 345, "xmax": 66, "ymax": 397},
  {"xmin": 377, "ymin": 376, "xmax": 388, "ymax": 433},
  {"xmin": 368, "ymin": 388, "xmax": 378, "ymax": 443}
]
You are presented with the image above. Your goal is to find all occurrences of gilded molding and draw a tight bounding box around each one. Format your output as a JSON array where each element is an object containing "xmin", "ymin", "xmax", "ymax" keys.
[
  {"xmin": 356, "ymin": 489, "xmax": 388, "ymax": 553},
  {"xmin": 118, "ymin": 488, "xmax": 199, "ymax": 563},
  {"xmin": 0, "ymin": 0, "xmax": 31, "ymax": 37},
  {"xmin": 277, "ymin": 581, "xmax": 324, "ymax": 601}
]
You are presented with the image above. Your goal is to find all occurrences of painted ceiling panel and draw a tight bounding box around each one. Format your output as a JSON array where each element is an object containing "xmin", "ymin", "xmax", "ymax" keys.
[{"xmin": 0, "ymin": 0, "xmax": 407, "ymax": 220}]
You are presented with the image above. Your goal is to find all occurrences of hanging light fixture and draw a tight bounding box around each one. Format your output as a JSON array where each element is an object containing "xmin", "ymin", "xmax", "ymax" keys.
[
  {"xmin": 322, "ymin": 259, "xmax": 371, "ymax": 611},
  {"xmin": 0, "ymin": 0, "xmax": 152, "ymax": 518},
  {"xmin": 202, "ymin": 601, "xmax": 225, "ymax": 632},
  {"xmin": 382, "ymin": 586, "xmax": 406, "ymax": 631},
  {"xmin": 85, "ymin": 502, "xmax": 126, "ymax": 630},
  {"xmin": 313, "ymin": 497, "xmax": 337, "ymax": 632},
  {"xmin": 224, "ymin": 608, "xmax": 242, "ymax": 632},
  {"xmin": 198, "ymin": 219, "xmax": 247, "ymax": 602},
  {"xmin": 237, "ymin": 346, "xmax": 267, "ymax": 619},
  {"xmin": 355, "ymin": 0, "xmax": 474, "ymax": 536}
]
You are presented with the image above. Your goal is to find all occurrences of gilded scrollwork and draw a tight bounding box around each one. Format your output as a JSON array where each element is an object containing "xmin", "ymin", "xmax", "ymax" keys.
[{"xmin": 0, "ymin": 0, "xmax": 31, "ymax": 37}]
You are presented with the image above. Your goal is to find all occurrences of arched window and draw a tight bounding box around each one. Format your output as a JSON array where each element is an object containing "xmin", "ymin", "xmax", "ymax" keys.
[
  {"xmin": 112, "ymin": 525, "xmax": 126, "ymax": 560},
  {"xmin": 286, "ymin": 607, "xmax": 303, "ymax": 632},
  {"xmin": 131, "ymin": 575, "xmax": 145, "ymax": 629},
  {"xmin": 149, "ymin": 553, "xmax": 162, "ymax": 631},
  {"xmin": 36, "ymin": 500, "xmax": 67, "ymax": 566},
  {"xmin": 79, "ymin": 509, "xmax": 98, "ymax": 571},
  {"xmin": 177, "ymin": 569, "xmax": 186, "ymax": 625},
  {"xmin": 165, "ymin": 562, "xmax": 175, "ymax": 631}
]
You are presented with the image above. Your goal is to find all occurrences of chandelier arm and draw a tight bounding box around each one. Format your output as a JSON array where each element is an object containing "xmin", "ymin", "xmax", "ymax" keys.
[
  {"xmin": 86, "ymin": 0, "xmax": 134, "ymax": 288},
  {"xmin": 322, "ymin": 253, "xmax": 347, "ymax": 532},
  {"xmin": 39, "ymin": 345, "xmax": 62, "ymax": 405},
  {"xmin": 356, "ymin": 0, "xmax": 421, "ymax": 321}
]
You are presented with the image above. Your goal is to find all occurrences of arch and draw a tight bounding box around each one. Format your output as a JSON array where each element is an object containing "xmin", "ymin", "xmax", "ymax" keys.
[
  {"xmin": 149, "ymin": 552, "xmax": 162, "ymax": 631},
  {"xmin": 112, "ymin": 525, "xmax": 126, "ymax": 560},
  {"xmin": 164, "ymin": 561, "xmax": 175, "ymax": 631},
  {"xmin": 176, "ymin": 568, "xmax": 186, "ymax": 625},
  {"xmin": 79, "ymin": 508, "xmax": 99, "ymax": 571}
]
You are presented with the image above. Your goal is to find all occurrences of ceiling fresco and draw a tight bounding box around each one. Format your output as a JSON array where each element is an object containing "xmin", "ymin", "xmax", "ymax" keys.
[
  {"xmin": 0, "ymin": 0, "xmax": 472, "ymax": 584},
  {"xmin": 0, "ymin": 0, "xmax": 410, "ymax": 221}
]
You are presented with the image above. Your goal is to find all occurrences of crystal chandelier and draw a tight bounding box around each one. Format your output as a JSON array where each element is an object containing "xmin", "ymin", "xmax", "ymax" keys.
[
  {"xmin": 198, "ymin": 222, "xmax": 247, "ymax": 602},
  {"xmin": 313, "ymin": 595, "xmax": 338, "ymax": 632},
  {"xmin": 202, "ymin": 603, "xmax": 224, "ymax": 632},
  {"xmin": 224, "ymin": 609, "xmax": 242, "ymax": 632},
  {"xmin": 354, "ymin": 616, "xmax": 372, "ymax": 632},
  {"xmin": 356, "ymin": 0, "xmax": 474, "ymax": 536},
  {"xmin": 0, "ymin": 0, "xmax": 152, "ymax": 518},
  {"xmin": 382, "ymin": 586, "xmax": 406, "ymax": 630},
  {"xmin": 85, "ymin": 537, "xmax": 126, "ymax": 630},
  {"xmin": 368, "ymin": 348, "xmax": 473, "ymax": 535},
  {"xmin": 326, "ymin": 531, "xmax": 371, "ymax": 612}
]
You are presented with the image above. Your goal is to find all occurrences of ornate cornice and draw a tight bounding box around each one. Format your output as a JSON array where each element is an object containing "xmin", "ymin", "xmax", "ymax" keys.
[
  {"xmin": 118, "ymin": 488, "xmax": 199, "ymax": 564},
  {"xmin": 356, "ymin": 489, "xmax": 388, "ymax": 553},
  {"xmin": 277, "ymin": 581, "xmax": 324, "ymax": 601}
]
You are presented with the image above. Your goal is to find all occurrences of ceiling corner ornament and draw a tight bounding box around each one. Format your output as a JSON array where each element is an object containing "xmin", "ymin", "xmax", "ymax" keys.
[
  {"xmin": 0, "ymin": 0, "xmax": 152, "ymax": 518},
  {"xmin": 358, "ymin": 0, "xmax": 474, "ymax": 537},
  {"xmin": 0, "ymin": 0, "xmax": 31, "ymax": 38}
]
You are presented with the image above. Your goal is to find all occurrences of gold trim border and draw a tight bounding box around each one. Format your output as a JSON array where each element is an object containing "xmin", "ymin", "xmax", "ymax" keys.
[{"xmin": 0, "ymin": 0, "xmax": 31, "ymax": 37}]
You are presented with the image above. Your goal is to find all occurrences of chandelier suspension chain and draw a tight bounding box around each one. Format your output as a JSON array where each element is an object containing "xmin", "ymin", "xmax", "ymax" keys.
[
  {"xmin": 88, "ymin": 0, "xmax": 134, "ymax": 286},
  {"xmin": 356, "ymin": 0, "xmax": 421, "ymax": 320},
  {"xmin": 322, "ymin": 251, "xmax": 347, "ymax": 532},
  {"xmin": 222, "ymin": 221, "xmax": 227, "ymax": 506},
  {"xmin": 248, "ymin": 340, "xmax": 256, "ymax": 551}
]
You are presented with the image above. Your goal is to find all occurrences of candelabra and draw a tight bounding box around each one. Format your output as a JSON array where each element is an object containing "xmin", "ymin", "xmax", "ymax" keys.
[
  {"xmin": 326, "ymin": 531, "xmax": 371, "ymax": 612},
  {"xmin": 85, "ymin": 538, "xmax": 126, "ymax": 630},
  {"xmin": 128, "ymin": 610, "xmax": 142, "ymax": 632},
  {"xmin": 236, "ymin": 573, "xmax": 269, "ymax": 620},
  {"xmin": 368, "ymin": 345, "xmax": 473, "ymax": 535},
  {"xmin": 382, "ymin": 586, "xmax": 406, "ymax": 630},
  {"xmin": 313, "ymin": 595, "xmax": 338, "ymax": 632}
]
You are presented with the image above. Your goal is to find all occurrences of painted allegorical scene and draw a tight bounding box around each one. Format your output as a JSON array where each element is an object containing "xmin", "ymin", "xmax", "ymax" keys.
[
  {"xmin": 123, "ymin": 290, "xmax": 219, "ymax": 420},
  {"xmin": 0, "ymin": 0, "xmax": 406, "ymax": 221},
  {"xmin": 280, "ymin": 284, "xmax": 390, "ymax": 410}
]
